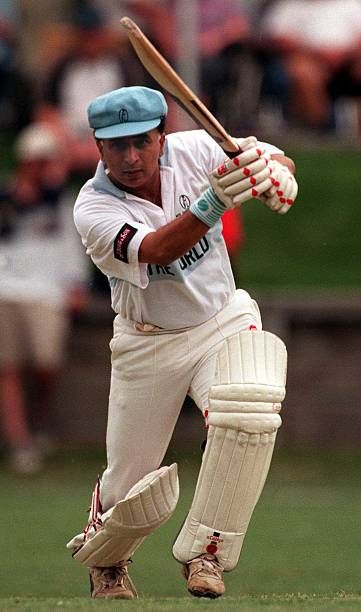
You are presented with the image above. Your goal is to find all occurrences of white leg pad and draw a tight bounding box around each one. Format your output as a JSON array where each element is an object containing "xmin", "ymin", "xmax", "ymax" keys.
[
  {"xmin": 173, "ymin": 331, "xmax": 287, "ymax": 570},
  {"xmin": 67, "ymin": 463, "xmax": 179, "ymax": 567}
]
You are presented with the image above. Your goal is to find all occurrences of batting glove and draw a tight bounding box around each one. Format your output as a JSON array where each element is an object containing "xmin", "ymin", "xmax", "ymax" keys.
[
  {"xmin": 258, "ymin": 159, "xmax": 298, "ymax": 214},
  {"xmin": 208, "ymin": 141, "xmax": 272, "ymax": 209},
  {"xmin": 189, "ymin": 137, "xmax": 261, "ymax": 226}
]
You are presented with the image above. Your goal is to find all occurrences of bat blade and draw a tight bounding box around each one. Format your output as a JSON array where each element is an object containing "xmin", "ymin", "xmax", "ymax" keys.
[{"xmin": 120, "ymin": 16, "xmax": 239, "ymax": 155}]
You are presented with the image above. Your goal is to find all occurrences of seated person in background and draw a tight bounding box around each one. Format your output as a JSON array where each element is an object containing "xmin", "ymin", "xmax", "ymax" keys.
[
  {"xmin": 260, "ymin": 0, "xmax": 361, "ymax": 130},
  {"xmin": 0, "ymin": 16, "xmax": 34, "ymax": 137},
  {"xmin": 124, "ymin": 0, "xmax": 252, "ymax": 129}
]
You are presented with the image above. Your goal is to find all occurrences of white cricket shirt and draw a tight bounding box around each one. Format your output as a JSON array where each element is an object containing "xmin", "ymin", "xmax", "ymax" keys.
[{"xmin": 74, "ymin": 130, "xmax": 281, "ymax": 329}]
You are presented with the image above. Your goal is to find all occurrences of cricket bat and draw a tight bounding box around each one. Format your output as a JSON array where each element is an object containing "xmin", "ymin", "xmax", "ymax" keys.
[{"xmin": 120, "ymin": 16, "xmax": 239, "ymax": 156}]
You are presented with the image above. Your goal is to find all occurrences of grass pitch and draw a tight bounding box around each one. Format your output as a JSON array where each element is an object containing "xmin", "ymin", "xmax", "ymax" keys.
[
  {"xmin": 0, "ymin": 448, "xmax": 360, "ymax": 610},
  {"xmin": 1, "ymin": 593, "xmax": 361, "ymax": 610},
  {"xmin": 238, "ymin": 150, "xmax": 360, "ymax": 291}
]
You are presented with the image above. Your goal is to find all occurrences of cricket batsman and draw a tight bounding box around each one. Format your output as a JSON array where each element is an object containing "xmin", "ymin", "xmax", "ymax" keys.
[{"xmin": 67, "ymin": 85, "xmax": 298, "ymax": 599}]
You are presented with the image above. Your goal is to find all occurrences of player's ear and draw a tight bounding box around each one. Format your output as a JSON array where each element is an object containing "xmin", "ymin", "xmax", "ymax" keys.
[{"xmin": 95, "ymin": 138, "xmax": 104, "ymax": 158}]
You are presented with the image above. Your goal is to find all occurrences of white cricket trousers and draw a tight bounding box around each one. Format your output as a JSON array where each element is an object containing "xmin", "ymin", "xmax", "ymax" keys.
[{"xmin": 100, "ymin": 289, "xmax": 262, "ymax": 510}]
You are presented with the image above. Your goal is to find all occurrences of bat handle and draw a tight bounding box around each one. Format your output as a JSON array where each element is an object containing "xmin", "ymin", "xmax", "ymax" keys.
[
  {"xmin": 221, "ymin": 139, "xmax": 242, "ymax": 158},
  {"xmin": 227, "ymin": 148, "xmax": 242, "ymax": 159}
]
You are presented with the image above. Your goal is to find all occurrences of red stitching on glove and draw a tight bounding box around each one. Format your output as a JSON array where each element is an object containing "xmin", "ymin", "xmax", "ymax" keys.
[
  {"xmin": 204, "ymin": 408, "xmax": 209, "ymax": 429},
  {"xmin": 252, "ymin": 188, "xmax": 258, "ymax": 196},
  {"xmin": 250, "ymin": 176, "xmax": 256, "ymax": 185},
  {"xmin": 217, "ymin": 163, "xmax": 227, "ymax": 176}
]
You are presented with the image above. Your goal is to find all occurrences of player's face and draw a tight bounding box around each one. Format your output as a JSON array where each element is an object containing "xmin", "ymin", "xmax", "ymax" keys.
[{"xmin": 97, "ymin": 129, "xmax": 165, "ymax": 195}]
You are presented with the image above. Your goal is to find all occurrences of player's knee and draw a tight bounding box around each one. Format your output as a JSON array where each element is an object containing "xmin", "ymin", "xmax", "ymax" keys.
[{"xmin": 207, "ymin": 329, "xmax": 287, "ymax": 432}]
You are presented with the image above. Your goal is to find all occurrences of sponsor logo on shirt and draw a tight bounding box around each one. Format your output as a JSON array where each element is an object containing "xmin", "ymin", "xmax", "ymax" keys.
[
  {"xmin": 178, "ymin": 236, "xmax": 209, "ymax": 270},
  {"xmin": 113, "ymin": 223, "xmax": 137, "ymax": 263},
  {"xmin": 147, "ymin": 236, "xmax": 210, "ymax": 279}
]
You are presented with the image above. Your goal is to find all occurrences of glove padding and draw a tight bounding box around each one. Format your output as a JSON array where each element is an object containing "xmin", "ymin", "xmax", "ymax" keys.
[
  {"xmin": 209, "ymin": 137, "xmax": 272, "ymax": 208},
  {"xmin": 259, "ymin": 159, "xmax": 298, "ymax": 214}
]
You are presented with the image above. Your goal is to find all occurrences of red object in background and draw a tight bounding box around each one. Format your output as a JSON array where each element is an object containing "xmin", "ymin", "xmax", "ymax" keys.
[{"xmin": 221, "ymin": 208, "xmax": 244, "ymax": 255}]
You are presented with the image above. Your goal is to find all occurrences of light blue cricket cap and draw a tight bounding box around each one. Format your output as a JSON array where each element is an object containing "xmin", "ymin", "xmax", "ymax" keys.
[{"xmin": 87, "ymin": 86, "xmax": 168, "ymax": 139}]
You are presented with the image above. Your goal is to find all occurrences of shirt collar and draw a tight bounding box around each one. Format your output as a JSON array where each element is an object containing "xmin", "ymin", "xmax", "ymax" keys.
[{"xmin": 92, "ymin": 161, "xmax": 127, "ymax": 199}]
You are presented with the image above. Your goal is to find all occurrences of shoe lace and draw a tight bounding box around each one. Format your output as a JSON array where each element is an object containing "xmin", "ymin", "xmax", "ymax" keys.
[
  {"xmin": 192, "ymin": 554, "xmax": 223, "ymax": 578},
  {"xmin": 100, "ymin": 561, "xmax": 132, "ymax": 588}
]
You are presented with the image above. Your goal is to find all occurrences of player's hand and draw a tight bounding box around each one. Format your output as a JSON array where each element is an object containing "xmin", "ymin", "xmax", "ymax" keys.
[
  {"xmin": 231, "ymin": 135, "xmax": 258, "ymax": 152},
  {"xmin": 209, "ymin": 139, "xmax": 272, "ymax": 208},
  {"xmin": 258, "ymin": 159, "xmax": 298, "ymax": 214}
]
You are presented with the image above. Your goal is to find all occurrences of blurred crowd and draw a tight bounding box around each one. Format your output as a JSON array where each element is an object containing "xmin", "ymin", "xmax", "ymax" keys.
[
  {"xmin": 0, "ymin": 0, "xmax": 360, "ymax": 163},
  {"xmin": 0, "ymin": 0, "xmax": 360, "ymax": 474}
]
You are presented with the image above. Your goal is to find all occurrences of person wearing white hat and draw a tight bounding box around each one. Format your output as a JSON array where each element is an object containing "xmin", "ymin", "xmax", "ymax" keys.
[
  {"xmin": 67, "ymin": 85, "xmax": 298, "ymax": 600},
  {"xmin": 14, "ymin": 123, "xmax": 61, "ymax": 161}
]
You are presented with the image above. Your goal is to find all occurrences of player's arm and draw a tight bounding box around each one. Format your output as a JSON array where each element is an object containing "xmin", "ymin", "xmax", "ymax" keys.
[{"xmin": 138, "ymin": 211, "xmax": 210, "ymax": 265}]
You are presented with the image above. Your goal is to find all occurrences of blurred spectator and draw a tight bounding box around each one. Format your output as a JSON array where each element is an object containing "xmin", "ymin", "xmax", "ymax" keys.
[
  {"xmin": 260, "ymin": 0, "xmax": 361, "ymax": 131},
  {"xmin": 198, "ymin": 0, "xmax": 251, "ymax": 117},
  {"xmin": 0, "ymin": 13, "xmax": 34, "ymax": 138},
  {"xmin": 0, "ymin": 123, "xmax": 89, "ymax": 474},
  {"xmin": 0, "ymin": 1, "xmax": 18, "ymax": 25},
  {"xmin": 14, "ymin": 0, "xmax": 73, "ymax": 81},
  {"xmin": 37, "ymin": 1, "xmax": 144, "ymax": 179}
]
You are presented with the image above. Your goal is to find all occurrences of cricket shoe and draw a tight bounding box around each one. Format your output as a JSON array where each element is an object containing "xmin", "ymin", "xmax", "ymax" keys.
[
  {"xmin": 89, "ymin": 561, "xmax": 138, "ymax": 599},
  {"xmin": 182, "ymin": 553, "xmax": 225, "ymax": 598}
]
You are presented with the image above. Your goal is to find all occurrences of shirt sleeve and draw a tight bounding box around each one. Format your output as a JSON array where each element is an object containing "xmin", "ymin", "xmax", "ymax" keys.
[{"xmin": 74, "ymin": 198, "xmax": 154, "ymax": 289}]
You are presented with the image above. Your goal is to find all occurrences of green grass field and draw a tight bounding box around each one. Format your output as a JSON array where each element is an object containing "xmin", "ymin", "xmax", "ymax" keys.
[
  {"xmin": 1, "ymin": 448, "xmax": 360, "ymax": 610},
  {"xmin": 236, "ymin": 150, "xmax": 360, "ymax": 291}
]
